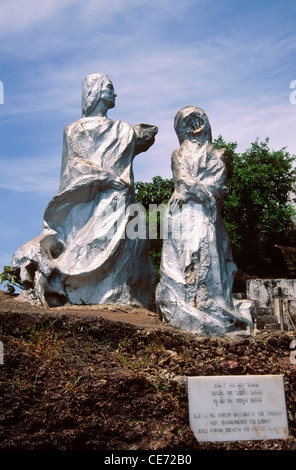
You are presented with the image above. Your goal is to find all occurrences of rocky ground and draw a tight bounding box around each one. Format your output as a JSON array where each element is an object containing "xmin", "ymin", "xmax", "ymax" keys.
[{"xmin": 1, "ymin": 290, "xmax": 296, "ymax": 451}]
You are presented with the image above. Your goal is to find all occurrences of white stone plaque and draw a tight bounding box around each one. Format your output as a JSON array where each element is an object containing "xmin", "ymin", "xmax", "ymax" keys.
[{"xmin": 188, "ymin": 375, "xmax": 289, "ymax": 442}]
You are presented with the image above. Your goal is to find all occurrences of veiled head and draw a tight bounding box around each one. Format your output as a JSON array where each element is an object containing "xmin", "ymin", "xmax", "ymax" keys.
[
  {"xmin": 81, "ymin": 73, "xmax": 115, "ymax": 117},
  {"xmin": 174, "ymin": 106, "xmax": 212, "ymax": 145}
]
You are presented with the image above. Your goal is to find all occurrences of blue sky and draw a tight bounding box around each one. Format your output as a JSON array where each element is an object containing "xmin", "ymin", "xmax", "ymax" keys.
[{"xmin": 0, "ymin": 0, "xmax": 296, "ymax": 283}]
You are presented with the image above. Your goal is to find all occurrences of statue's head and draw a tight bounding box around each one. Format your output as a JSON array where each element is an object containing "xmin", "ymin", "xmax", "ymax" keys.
[
  {"xmin": 174, "ymin": 106, "xmax": 212, "ymax": 145},
  {"xmin": 81, "ymin": 73, "xmax": 116, "ymax": 117}
]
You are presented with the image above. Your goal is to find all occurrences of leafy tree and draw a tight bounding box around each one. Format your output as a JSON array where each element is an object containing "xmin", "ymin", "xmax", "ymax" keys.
[{"xmin": 135, "ymin": 176, "xmax": 174, "ymax": 209}]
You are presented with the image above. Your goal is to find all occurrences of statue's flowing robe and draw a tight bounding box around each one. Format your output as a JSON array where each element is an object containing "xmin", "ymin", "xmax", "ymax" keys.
[
  {"xmin": 156, "ymin": 141, "xmax": 252, "ymax": 336},
  {"xmin": 12, "ymin": 117, "xmax": 156, "ymax": 307}
]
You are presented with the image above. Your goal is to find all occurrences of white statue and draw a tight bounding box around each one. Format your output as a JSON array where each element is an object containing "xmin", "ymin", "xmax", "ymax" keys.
[
  {"xmin": 155, "ymin": 106, "xmax": 253, "ymax": 336},
  {"xmin": 12, "ymin": 73, "xmax": 158, "ymax": 308}
]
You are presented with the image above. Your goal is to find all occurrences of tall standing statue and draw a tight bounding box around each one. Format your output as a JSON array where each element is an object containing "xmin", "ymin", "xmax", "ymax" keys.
[
  {"xmin": 155, "ymin": 106, "xmax": 252, "ymax": 336},
  {"xmin": 12, "ymin": 73, "xmax": 158, "ymax": 308}
]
